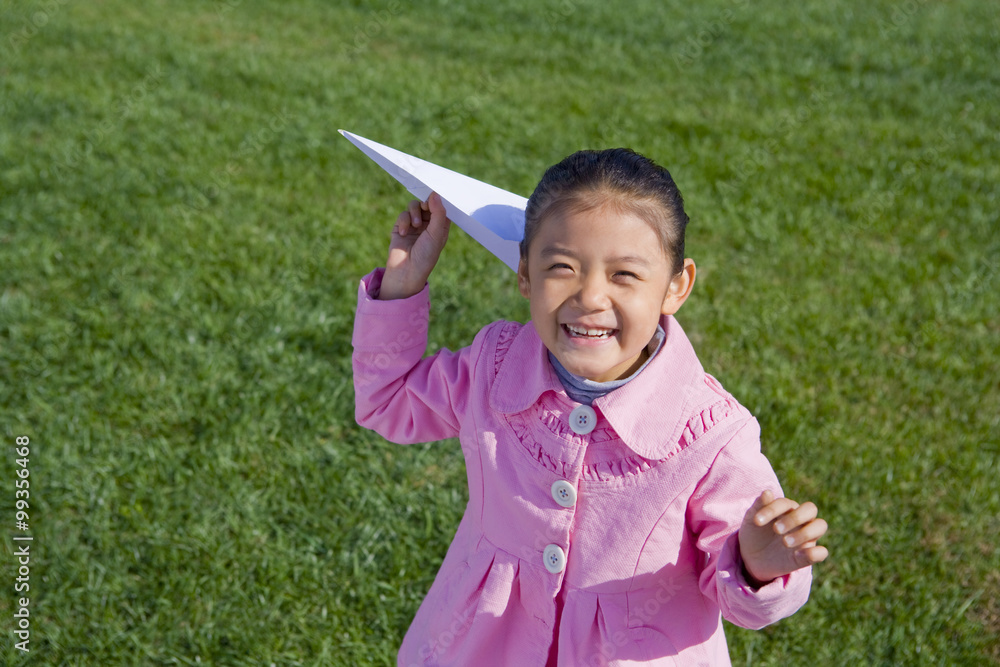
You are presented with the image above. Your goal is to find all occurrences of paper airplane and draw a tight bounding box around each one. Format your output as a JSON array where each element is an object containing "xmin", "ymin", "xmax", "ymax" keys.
[{"xmin": 340, "ymin": 130, "xmax": 526, "ymax": 271}]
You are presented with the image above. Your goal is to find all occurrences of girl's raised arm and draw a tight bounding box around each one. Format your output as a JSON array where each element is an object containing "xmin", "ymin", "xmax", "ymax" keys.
[{"xmin": 352, "ymin": 193, "xmax": 478, "ymax": 445}]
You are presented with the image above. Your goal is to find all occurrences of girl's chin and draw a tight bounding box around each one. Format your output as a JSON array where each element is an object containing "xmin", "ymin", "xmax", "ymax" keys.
[
  {"xmin": 553, "ymin": 344, "xmax": 649, "ymax": 382},
  {"xmin": 556, "ymin": 355, "xmax": 629, "ymax": 383}
]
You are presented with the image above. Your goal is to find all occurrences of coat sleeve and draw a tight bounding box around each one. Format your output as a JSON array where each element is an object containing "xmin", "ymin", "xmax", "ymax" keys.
[
  {"xmin": 686, "ymin": 416, "xmax": 813, "ymax": 630},
  {"xmin": 352, "ymin": 268, "xmax": 484, "ymax": 445}
]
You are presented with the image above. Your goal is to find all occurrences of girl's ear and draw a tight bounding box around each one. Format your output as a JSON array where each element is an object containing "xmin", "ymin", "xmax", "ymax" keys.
[
  {"xmin": 661, "ymin": 258, "xmax": 696, "ymax": 316},
  {"xmin": 517, "ymin": 258, "xmax": 531, "ymax": 299}
]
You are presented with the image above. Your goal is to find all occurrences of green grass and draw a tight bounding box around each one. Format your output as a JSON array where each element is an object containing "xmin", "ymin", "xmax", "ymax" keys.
[{"xmin": 1, "ymin": 0, "xmax": 997, "ymax": 664}]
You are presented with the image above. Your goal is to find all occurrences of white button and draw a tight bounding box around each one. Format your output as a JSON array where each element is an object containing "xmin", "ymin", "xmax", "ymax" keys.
[
  {"xmin": 568, "ymin": 404, "xmax": 597, "ymax": 434},
  {"xmin": 543, "ymin": 544, "xmax": 566, "ymax": 574},
  {"xmin": 551, "ymin": 480, "xmax": 577, "ymax": 508}
]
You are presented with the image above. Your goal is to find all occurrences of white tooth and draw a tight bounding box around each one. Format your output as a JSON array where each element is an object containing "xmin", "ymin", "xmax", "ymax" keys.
[{"xmin": 567, "ymin": 324, "xmax": 613, "ymax": 337}]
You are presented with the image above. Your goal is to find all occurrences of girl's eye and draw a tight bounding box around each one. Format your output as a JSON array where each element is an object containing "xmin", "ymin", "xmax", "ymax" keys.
[
  {"xmin": 548, "ymin": 263, "xmax": 572, "ymax": 271},
  {"xmin": 614, "ymin": 271, "xmax": 639, "ymax": 281}
]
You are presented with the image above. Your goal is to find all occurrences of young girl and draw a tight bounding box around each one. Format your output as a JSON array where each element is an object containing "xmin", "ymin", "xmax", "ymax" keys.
[{"xmin": 352, "ymin": 148, "xmax": 828, "ymax": 666}]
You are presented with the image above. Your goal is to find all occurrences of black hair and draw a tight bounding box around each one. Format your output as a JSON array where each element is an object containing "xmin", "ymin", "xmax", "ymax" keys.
[{"xmin": 520, "ymin": 148, "xmax": 689, "ymax": 275}]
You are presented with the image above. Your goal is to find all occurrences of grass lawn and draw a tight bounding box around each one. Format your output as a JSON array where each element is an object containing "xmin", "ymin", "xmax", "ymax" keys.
[{"xmin": 1, "ymin": 0, "xmax": 998, "ymax": 664}]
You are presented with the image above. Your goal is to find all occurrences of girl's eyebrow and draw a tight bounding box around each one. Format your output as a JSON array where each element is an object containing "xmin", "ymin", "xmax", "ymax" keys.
[
  {"xmin": 608, "ymin": 255, "xmax": 653, "ymax": 268},
  {"xmin": 539, "ymin": 245, "xmax": 653, "ymax": 268},
  {"xmin": 539, "ymin": 245, "xmax": 576, "ymax": 259}
]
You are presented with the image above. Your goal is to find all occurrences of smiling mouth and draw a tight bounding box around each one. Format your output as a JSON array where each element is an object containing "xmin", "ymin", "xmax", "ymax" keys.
[{"xmin": 563, "ymin": 324, "xmax": 618, "ymax": 340}]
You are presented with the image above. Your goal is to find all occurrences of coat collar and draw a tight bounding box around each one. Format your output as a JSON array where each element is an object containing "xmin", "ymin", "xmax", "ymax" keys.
[
  {"xmin": 489, "ymin": 315, "xmax": 706, "ymax": 460},
  {"xmin": 488, "ymin": 320, "xmax": 564, "ymax": 414}
]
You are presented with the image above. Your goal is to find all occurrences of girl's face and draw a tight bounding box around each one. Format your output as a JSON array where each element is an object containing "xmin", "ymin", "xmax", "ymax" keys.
[{"xmin": 518, "ymin": 202, "xmax": 695, "ymax": 383}]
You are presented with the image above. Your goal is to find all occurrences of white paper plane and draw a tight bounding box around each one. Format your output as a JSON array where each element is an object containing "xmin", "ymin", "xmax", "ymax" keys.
[{"xmin": 340, "ymin": 129, "xmax": 526, "ymax": 271}]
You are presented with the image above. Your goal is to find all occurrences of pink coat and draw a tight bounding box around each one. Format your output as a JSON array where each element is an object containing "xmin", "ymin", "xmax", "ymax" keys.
[{"xmin": 353, "ymin": 269, "xmax": 811, "ymax": 666}]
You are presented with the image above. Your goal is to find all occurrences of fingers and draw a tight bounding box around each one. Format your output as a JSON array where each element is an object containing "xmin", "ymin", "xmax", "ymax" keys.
[
  {"xmin": 780, "ymin": 516, "xmax": 828, "ymax": 548},
  {"xmin": 424, "ymin": 191, "xmax": 450, "ymax": 239},
  {"xmin": 773, "ymin": 501, "xmax": 819, "ymax": 535},
  {"xmin": 742, "ymin": 492, "xmax": 829, "ymax": 580},
  {"xmin": 743, "ymin": 490, "xmax": 770, "ymax": 527},
  {"xmin": 410, "ymin": 198, "xmax": 429, "ymax": 228},
  {"xmin": 753, "ymin": 489, "xmax": 773, "ymax": 513},
  {"xmin": 394, "ymin": 209, "xmax": 412, "ymax": 237},
  {"xmin": 752, "ymin": 492, "xmax": 799, "ymax": 527},
  {"xmin": 395, "ymin": 194, "xmax": 446, "ymax": 238},
  {"xmin": 396, "ymin": 199, "xmax": 426, "ymax": 237},
  {"xmin": 795, "ymin": 544, "xmax": 830, "ymax": 567}
]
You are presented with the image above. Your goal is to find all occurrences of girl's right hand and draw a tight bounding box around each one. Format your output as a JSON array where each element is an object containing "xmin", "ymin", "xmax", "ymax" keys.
[{"xmin": 379, "ymin": 192, "xmax": 451, "ymax": 300}]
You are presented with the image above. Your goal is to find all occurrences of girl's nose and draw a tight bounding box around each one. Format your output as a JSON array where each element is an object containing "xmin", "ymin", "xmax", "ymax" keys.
[{"xmin": 577, "ymin": 274, "xmax": 611, "ymax": 311}]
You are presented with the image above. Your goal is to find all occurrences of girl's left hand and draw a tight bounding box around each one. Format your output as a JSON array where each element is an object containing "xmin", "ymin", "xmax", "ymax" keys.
[
  {"xmin": 738, "ymin": 490, "xmax": 829, "ymax": 587},
  {"xmin": 380, "ymin": 192, "xmax": 451, "ymax": 300}
]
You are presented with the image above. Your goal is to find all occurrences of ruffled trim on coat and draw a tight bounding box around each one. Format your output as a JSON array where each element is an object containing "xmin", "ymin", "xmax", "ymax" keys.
[
  {"xmin": 503, "ymin": 394, "xmax": 740, "ymax": 482},
  {"xmin": 506, "ymin": 407, "xmax": 574, "ymax": 478},
  {"xmin": 493, "ymin": 321, "xmax": 520, "ymax": 377}
]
